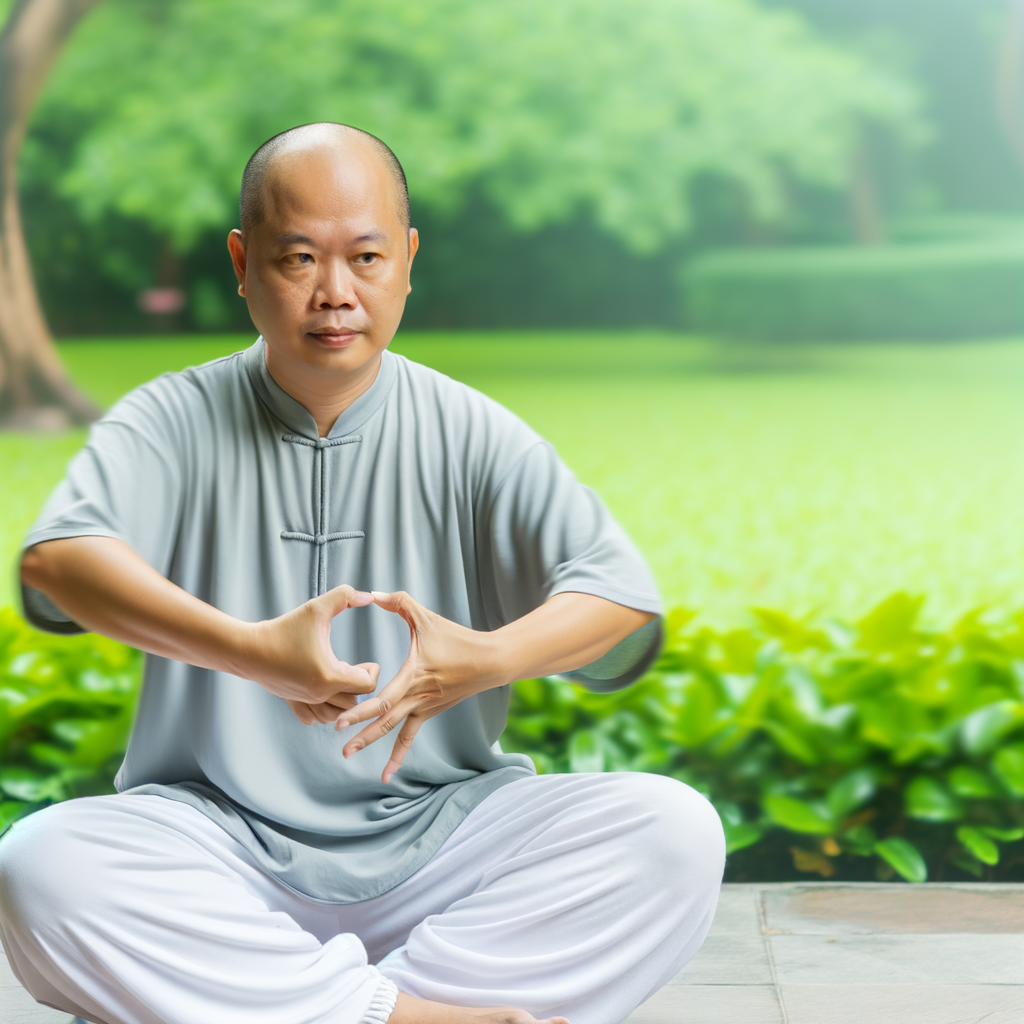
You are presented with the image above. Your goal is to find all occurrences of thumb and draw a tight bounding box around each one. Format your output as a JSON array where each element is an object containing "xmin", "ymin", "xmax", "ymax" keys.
[
  {"xmin": 317, "ymin": 584, "xmax": 374, "ymax": 619},
  {"xmin": 370, "ymin": 589, "xmax": 422, "ymax": 618}
]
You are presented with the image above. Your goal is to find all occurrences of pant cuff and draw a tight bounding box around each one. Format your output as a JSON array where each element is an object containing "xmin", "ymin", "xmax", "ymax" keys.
[{"xmin": 360, "ymin": 974, "xmax": 399, "ymax": 1024}]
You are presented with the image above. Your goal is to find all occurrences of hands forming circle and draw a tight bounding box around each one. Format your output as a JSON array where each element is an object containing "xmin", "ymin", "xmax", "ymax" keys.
[{"xmin": 272, "ymin": 586, "xmax": 502, "ymax": 784}]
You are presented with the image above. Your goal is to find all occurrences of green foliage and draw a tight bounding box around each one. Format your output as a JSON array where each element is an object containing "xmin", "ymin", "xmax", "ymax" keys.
[
  {"xmin": 0, "ymin": 609, "xmax": 140, "ymax": 833},
  {"xmin": 6, "ymin": 590, "xmax": 1024, "ymax": 882},
  {"xmin": 502, "ymin": 597, "xmax": 1024, "ymax": 883},
  {"xmin": 683, "ymin": 239, "xmax": 1024, "ymax": 341},
  {"xmin": 23, "ymin": 0, "xmax": 921, "ymax": 253}
]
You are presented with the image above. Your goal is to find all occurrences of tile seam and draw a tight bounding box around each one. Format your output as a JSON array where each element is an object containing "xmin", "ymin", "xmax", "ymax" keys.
[{"xmin": 758, "ymin": 888, "xmax": 790, "ymax": 1024}]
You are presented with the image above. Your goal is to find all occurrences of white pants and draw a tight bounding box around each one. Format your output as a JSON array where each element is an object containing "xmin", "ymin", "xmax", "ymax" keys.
[{"xmin": 0, "ymin": 772, "xmax": 724, "ymax": 1024}]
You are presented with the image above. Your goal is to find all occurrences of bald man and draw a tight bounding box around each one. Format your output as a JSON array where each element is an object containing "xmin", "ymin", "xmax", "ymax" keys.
[{"xmin": 0, "ymin": 124, "xmax": 724, "ymax": 1024}]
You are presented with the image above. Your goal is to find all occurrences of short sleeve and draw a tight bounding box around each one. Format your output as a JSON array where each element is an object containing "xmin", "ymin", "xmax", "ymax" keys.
[
  {"xmin": 479, "ymin": 441, "xmax": 662, "ymax": 690},
  {"xmin": 19, "ymin": 394, "xmax": 184, "ymax": 634}
]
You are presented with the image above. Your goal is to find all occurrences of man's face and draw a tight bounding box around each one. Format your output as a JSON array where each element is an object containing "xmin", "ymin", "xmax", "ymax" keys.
[{"xmin": 228, "ymin": 140, "xmax": 418, "ymax": 379}]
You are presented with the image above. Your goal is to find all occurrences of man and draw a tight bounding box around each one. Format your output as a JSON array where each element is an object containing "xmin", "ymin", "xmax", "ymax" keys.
[{"xmin": 0, "ymin": 123, "xmax": 724, "ymax": 1024}]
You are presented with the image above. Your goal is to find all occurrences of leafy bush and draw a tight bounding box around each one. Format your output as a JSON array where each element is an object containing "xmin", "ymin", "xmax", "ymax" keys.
[
  {"xmin": 503, "ymin": 594, "xmax": 1024, "ymax": 883},
  {"xmin": 682, "ymin": 240, "xmax": 1024, "ymax": 341},
  {"xmin": 0, "ymin": 608, "xmax": 140, "ymax": 833},
  {"xmin": 5, "ymin": 597, "xmax": 1024, "ymax": 884}
]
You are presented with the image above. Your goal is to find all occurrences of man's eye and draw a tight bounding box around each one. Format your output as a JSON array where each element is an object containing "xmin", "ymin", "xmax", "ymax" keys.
[
  {"xmin": 297, "ymin": 253, "xmax": 313, "ymax": 264},
  {"xmin": 354, "ymin": 253, "xmax": 377, "ymax": 265}
]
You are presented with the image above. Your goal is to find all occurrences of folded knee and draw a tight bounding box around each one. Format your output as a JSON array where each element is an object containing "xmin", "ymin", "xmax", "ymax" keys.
[
  {"xmin": 0, "ymin": 800, "xmax": 113, "ymax": 939},
  {"xmin": 611, "ymin": 774, "xmax": 725, "ymax": 887}
]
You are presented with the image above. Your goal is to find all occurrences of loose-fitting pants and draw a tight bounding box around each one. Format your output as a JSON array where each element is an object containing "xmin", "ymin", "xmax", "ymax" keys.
[{"xmin": 0, "ymin": 772, "xmax": 725, "ymax": 1024}]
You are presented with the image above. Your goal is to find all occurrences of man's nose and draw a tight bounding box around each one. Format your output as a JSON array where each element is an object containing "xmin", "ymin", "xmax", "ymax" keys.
[{"xmin": 313, "ymin": 260, "xmax": 358, "ymax": 309}]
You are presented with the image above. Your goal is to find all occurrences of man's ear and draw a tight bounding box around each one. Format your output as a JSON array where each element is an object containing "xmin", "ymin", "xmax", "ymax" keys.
[
  {"xmin": 406, "ymin": 227, "xmax": 419, "ymax": 295},
  {"xmin": 227, "ymin": 229, "xmax": 247, "ymax": 296}
]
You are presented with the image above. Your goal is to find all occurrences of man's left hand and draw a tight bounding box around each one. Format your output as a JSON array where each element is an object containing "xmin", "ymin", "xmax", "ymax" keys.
[{"xmin": 332, "ymin": 590, "xmax": 504, "ymax": 783}]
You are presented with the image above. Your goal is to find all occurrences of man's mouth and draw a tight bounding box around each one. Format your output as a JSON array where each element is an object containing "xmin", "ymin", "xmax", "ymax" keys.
[{"xmin": 309, "ymin": 328, "xmax": 361, "ymax": 347}]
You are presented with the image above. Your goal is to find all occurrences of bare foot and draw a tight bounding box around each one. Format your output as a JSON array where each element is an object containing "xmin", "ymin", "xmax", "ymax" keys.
[{"xmin": 388, "ymin": 991, "xmax": 571, "ymax": 1024}]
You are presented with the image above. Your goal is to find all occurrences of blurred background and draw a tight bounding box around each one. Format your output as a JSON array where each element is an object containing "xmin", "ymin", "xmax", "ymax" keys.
[{"xmin": 6, "ymin": 0, "xmax": 1024, "ymax": 882}]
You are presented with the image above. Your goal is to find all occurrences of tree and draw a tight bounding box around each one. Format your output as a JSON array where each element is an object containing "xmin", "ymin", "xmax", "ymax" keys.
[
  {"xmin": 0, "ymin": 0, "xmax": 101, "ymax": 429},
  {"xmin": 46, "ymin": 0, "xmax": 922, "ymax": 254},
  {"xmin": 3, "ymin": 0, "xmax": 924, "ymax": 424}
]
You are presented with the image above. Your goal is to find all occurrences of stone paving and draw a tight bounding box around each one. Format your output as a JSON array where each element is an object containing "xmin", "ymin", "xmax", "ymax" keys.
[{"xmin": 3, "ymin": 883, "xmax": 1023, "ymax": 1024}]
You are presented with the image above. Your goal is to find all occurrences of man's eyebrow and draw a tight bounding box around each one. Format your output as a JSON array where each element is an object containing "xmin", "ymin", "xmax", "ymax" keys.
[
  {"xmin": 274, "ymin": 233, "xmax": 316, "ymax": 246},
  {"xmin": 353, "ymin": 231, "xmax": 385, "ymax": 244}
]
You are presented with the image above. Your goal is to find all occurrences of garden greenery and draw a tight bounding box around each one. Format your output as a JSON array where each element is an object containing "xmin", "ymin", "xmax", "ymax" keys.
[
  {"xmin": 684, "ymin": 237, "xmax": 1024, "ymax": 341},
  {"xmin": 3, "ymin": 596, "xmax": 1024, "ymax": 883}
]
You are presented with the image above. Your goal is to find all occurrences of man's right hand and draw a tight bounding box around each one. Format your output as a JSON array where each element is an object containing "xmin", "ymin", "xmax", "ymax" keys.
[
  {"xmin": 252, "ymin": 586, "xmax": 381, "ymax": 722},
  {"xmin": 20, "ymin": 536, "xmax": 379, "ymax": 716}
]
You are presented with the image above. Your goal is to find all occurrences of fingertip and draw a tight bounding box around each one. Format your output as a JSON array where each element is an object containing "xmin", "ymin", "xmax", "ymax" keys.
[{"xmin": 370, "ymin": 590, "xmax": 389, "ymax": 601}]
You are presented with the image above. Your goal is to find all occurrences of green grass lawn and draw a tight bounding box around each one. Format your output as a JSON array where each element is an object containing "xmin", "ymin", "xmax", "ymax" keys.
[{"xmin": 6, "ymin": 331, "xmax": 1024, "ymax": 625}]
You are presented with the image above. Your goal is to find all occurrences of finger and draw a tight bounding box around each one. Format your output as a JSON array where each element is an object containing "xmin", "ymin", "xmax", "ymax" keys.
[
  {"xmin": 333, "ymin": 691, "xmax": 398, "ymax": 734},
  {"xmin": 321, "ymin": 692, "xmax": 359, "ymax": 713},
  {"xmin": 382, "ymin": 715, "xmax": 424, "ymax": 784},
  {"xmin": 317, "ymin": 584, "xmax": 375, "ymax": 619},
  {"xmin": 370, "ymin": 590, "xmax": 425, "ymax": 629},
  {"xmin": 286, "ymin": 700, "xmax": 318, "ymax": 725},
  {"xmin": 326, "ymin": 661, "xmax": 380, "ymax": 696},
  {"xmin": 309, "ymin": 702, "xmax": 342, "ymax": 724},
  {"xmin": 340, "ymin": 697, "xmax": 416, "ymax": 758}
]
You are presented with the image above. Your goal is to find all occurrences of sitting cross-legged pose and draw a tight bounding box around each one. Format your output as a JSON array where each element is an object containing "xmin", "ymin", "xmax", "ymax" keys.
[{"xmin": 0, "ymin": 123, "xmax": 724, "ymax": 1024}]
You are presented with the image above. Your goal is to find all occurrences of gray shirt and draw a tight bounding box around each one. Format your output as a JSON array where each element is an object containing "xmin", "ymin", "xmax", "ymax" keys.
[{"xmin": 21, "ymin": 340, "xmax": 662, "ymax": 904}]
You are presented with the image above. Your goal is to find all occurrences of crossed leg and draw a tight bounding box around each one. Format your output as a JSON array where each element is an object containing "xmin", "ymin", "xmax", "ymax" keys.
[{"xmin": 0, "ymin": 772, "xmax": 724, "ymax": 1024}]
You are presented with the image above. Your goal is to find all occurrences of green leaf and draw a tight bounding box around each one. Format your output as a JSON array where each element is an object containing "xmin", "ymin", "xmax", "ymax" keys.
[
  {"xmin": 947, "ymin": 765, "xmax": 999, "ymax": 798},
  {"xmin": 992, "ymin": 744, "xmax": 1024, "ymax": 795},
  {"xmin": 0, "ymin": 800, "xmax": 28, "ymax": 831},
  {"xmin": 842, "ymin": 824, "xmax": 878, "ymax": 856},
  {"xmin": 676, "ymin": 677, "xmax": 722, "ymax": 747},
  {"xmin": 981, "ymin": 826, "xmax": 1024, "ymax": 842},
  {"xmin": 874, "ymin": 837, "xmax": 928, "ymax": 883},
  {"xmin": 951, "ymin": 852, "xmax": 985, "ymax": 878},
  {"xmin": 762, "ymin": 720, "xmax": 819, "ymax": 766},
  {"xmin": 763, "ymin": 794, "xmax": 834, "ymax": 835},
  {"xmin": 904, "ymin": 776, "xmax": 963, "ymax": 822},
  {"xmin": 856, "ymin": 593, "xmax": 923, "ymax": 653},
  {"xmin": 957, "ymin": 826, "xmax": 1000, "ymax": 865},
  {"xmin": 961, "ymin": 701, "xmax": 1024, "ymax": 756},
  {"xmin": 827, "ymin": 768, "xmax": 877, "ymax": 818},
  {"xmin": 568, "ymin": 730, "xmax": 604, "ymax": 774},
  {"xmin": 723, "ymin": 822, "xmax": 764, "ymax": 854}
]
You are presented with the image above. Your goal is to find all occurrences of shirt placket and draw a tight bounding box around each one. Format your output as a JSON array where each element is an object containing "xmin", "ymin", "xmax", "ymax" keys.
[{"xmin": 280, "ymin": 433, "xmax": 364, "ymax": 596}]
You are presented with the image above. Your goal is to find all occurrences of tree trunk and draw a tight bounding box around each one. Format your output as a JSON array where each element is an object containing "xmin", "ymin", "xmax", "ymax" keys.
[
  {"xmin": 848, "ymin": 134, "xmax": 885, "ymax": 246},
  {"xmin": 997, "ymin": 0, "xmax": 1024, "ymax": 174},
  {"xmin": 0, "ymin": 0, "xmax": 103, "ymax": 430}
]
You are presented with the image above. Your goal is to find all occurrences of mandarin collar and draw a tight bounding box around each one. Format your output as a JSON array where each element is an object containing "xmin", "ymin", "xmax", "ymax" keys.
[{"xmin": 244, "ymin": 337, "xmax": 398, "ymax": 440}]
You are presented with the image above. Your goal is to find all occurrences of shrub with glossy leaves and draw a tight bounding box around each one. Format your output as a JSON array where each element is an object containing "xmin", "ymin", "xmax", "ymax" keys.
[
  {"xmin": 0, "ymin": 608, "xmax": 140, "ymax": 833},
  {"xmin": 4, "ymin": 596, "xmax": 1024, "ymax": 882},
  {"xmin": 503, "ymin": 594, "xmax": 1024, "ymax": 883}
]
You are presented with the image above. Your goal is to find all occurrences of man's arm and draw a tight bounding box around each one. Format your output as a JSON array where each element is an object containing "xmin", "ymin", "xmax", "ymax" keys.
[
  {"xmin": 334, "ymin": 589, "xmax": 656, "ymax": 782},
  {"xmin": 20, "ymin": 536, "xmax": 380, "ymax": 714}
]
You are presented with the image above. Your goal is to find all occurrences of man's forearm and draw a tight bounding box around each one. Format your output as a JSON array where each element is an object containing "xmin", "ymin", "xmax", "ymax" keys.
[
  {"xmin": 21, "ymin": 537, "xmax": 379, "ymax": 707},
  {"xmin": 21, "ymin": 537, "xmax": 254, "ymax": 673},
  {"xmin": 488, "ymin": 592, "xmax": 656, "ymax": 685}
]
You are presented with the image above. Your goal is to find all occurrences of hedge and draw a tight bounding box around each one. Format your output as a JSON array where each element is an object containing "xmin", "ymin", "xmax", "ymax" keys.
[
  {"xmin": 682, "ymin": 240, "xmax": 1024, "ymax": 341},
  {"xmin": 4, "ymin": 598, "xmax": 1024, "ymax": 883}
]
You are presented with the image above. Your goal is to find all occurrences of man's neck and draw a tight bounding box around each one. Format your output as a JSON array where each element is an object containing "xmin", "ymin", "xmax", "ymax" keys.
[{"xmin": 264, "ymin": 346, "xmax": 383, "ymax": 438}]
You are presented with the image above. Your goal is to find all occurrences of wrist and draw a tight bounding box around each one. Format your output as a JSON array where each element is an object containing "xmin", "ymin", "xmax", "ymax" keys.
[
  {"xmin": 478, "ymin": 623, "xmax": 518, "ymax": 689},
  {"xmin": 220, "ymin": 616, "xmax": 266, "ymax": 680}
]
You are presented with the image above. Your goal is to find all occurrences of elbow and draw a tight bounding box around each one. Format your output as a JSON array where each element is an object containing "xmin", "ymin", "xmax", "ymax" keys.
[{"xmin": 20, "ymin": 542, "xmax": 60, "ymax": 593}]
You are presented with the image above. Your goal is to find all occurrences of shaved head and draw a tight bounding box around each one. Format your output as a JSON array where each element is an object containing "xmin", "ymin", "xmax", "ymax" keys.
[{"xmin": 239, "ymin": 122, "xmax": 410, "ymax": 236}]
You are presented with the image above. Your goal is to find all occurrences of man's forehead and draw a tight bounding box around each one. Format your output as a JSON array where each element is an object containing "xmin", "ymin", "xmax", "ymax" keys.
[
  {"xmin": 261, "ymin": 145, "xmax": 400, "ymax": 228},
  {"xmin": 270, "ymin": 228, "xmax": 387, "ymax": 247}
]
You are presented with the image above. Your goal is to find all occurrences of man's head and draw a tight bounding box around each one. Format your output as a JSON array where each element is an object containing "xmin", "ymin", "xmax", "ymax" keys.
[{"xmin": 228, "ymin": 123, "xmax": 418, "ymax": 388}]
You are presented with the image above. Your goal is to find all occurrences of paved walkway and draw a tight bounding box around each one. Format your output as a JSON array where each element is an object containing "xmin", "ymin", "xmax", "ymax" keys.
[{"xmin": 3, "ymin": 883, "xmax": 1023, "ymax": 1023}]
